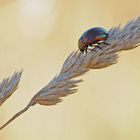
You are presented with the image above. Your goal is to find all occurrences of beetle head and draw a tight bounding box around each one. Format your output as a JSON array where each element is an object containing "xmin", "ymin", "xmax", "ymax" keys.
[{"xmin": 78, "ymin": 40, "xmax": 85, "ymax": 52}]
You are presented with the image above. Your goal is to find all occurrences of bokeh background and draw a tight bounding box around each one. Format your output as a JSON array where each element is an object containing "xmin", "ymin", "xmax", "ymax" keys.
[{"xmin": 0, "ymin": 0, "xmax": 140, "ymax": 139}]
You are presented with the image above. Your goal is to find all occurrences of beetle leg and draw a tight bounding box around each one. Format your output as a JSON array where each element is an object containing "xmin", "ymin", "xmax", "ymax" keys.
[
  {"xmin": 85, "ymin": 46, "xmax": 88, "ymax": 53},
  {"xmin": 103, "ymin": 42, "xmax": 110, "ymax": 45},
  {"xmin": 96, "ymin": 46, "xmax": 102, "ymax": 50},
  {"xmin": 91, "ymin": 47, "xmax": 97, "ymax": 52},
  {"xmin": 95, "ymin": 43, "xmax": 103, "ymax": 50},
  {"xmin": 88, "ymin": 48, "xmax": 93, "ymax": 50}
]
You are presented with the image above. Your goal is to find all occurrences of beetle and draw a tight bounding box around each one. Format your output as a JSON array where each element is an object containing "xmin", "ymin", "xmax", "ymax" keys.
[{"xmin": 78, "ymin": 27, "xmax": 109, "ymax": 53}]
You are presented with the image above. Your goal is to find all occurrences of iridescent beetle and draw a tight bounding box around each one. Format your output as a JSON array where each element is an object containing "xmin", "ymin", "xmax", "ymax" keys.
[{"xmin": 78, "ymin": 27, "xmax": 109, "ymax": 53}]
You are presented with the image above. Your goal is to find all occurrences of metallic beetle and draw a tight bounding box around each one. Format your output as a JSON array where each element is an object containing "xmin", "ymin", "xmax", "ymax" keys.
[{"xmin": 78, "ymin": 27, "xmax": 109, "ymax": 53}]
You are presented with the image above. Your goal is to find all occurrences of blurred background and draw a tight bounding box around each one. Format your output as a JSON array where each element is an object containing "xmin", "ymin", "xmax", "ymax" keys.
[{"xmin": 0, "ymin": 0, "xmax": 140, "ymax": 139}]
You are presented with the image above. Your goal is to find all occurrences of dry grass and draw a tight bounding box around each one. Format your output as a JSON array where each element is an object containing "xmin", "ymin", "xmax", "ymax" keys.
[
  {"xmin": 0, "ymin": 17, "xmax": 140, "ymax": 131},
  {"xmin": 0, "ymin": 71, "xmax": 22, "ymax": 106}
]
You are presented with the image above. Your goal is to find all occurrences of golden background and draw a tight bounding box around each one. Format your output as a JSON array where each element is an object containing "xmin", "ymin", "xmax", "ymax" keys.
[{"xmin": 0, "ymin": 0, "xmax": 140, "ymax": 139}]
